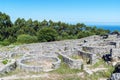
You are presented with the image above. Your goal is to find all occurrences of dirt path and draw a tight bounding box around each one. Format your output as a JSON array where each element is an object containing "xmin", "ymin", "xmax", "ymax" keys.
[
  {"xmin": 99, "ymin": 78, "xmax": 108, "ymax": 80},
  {"xmin": 84, "ymin": 67, "xmax": 108, "ymax": 75},
  {"xmin": 0, "ymin": 67, "xmax": 107, "ymax": 80},
  {"xmin": 0, "ymin": 73, "xmax": 49, "ymax": 80},
  {"xmin": 0, "ymin": 72, "xmax": 85, "ymax": 80}
]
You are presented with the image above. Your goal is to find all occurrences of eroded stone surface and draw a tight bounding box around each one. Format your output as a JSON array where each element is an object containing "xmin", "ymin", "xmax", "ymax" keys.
[{"xmin": 0, "ymin": 34, "xmax": 120, "ymax": 75}]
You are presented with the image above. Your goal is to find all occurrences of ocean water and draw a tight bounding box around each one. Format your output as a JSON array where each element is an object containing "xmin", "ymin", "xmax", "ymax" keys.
[
  {"xmin": 70, "ymin": 22, "xmax": 120, "ymax": 32},
  {"xmin": 89, "ymin": 25, "xmax": 120, "ymax": 32}
]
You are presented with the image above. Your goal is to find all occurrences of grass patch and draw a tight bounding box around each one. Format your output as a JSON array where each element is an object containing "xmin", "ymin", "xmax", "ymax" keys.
[
  {"xmin": 51, "ymin": 55, "xmax": 82, "ymax": 74},
  {"xmin": 2, "ymin": 59, "xmax": 9, "ymax": 65},
  {"xmin": 13, "ymin": 54, "xmax": 23, "ymax": 59},
  {"xmin": 70, "ymin": 55, "xmax": 82, "ymax": 60},
  {"xmin": 0, "ymin": 67, "xmax": 44, "ymax": 78},
  {"xmin": 14, "ymin": 75, "xmax": 82, "ymax": 80},
  {"xmin": 52, "ymin": 62, "xmax": 81, "ymax": 74},
  {"xmin": 102, "ymin": 65, "xmax": 114, "ymax": 78},
  {"xmin": 14, "ymin": 78, "xmax": 44, "ymax": 80},
  {"xmin": 62, "ymin": 75, "xmax": 82, "ymax": 80},
  {"xmin": 91, "ymin": 59, "xmax": 105, "ymax": 68}
]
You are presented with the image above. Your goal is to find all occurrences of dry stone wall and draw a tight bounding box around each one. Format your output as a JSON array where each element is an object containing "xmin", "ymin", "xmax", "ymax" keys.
[
  {"xmin": 17, "ymin": 56, "xmax": 61, "ymax": 72},
  {"xmin": 58, "ymin": 52, "xmax": 83, "ymax": 69},
  {"xmin": 0, "ymin": 59, "xmax": 16, "ymax": 74},
  {"xmin": 112, "ymin": 49, "xmax": 120, "ymax": 58},
  {"xmin": 77, "ymin": 50, "xmax": 98, "ymax": 64},
  {"xmin": 1, "ymin": 34, "xmax": 120, "ymax": 74}
]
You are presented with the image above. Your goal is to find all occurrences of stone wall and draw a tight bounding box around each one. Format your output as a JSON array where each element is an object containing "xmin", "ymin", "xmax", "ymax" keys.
[
  {"xmin": 0, "ymin": 59, "xmax": 16, "ymax": 74},
  {"xmin": 1, "ymin": 34, "xmax": 120, "ymax": 74},
  {"xmin": 112, "ymin": 49, "xmax": 120, "ymax": 58},
  {"xmin": 109, "ymin": 73, "xmax": 120, "ymax": 80},
  {"xmin": 58, "ymin": 52, "xmax": 83, "ymax": 69},
  {"xmin": 83, "ymin": 46, "xmax": 113, "ymax": 55},
  {"xmin": 108, "ymin": 34, "xmax": 117, "ymax": 39},
  {"xmin": 82, "ymin": 40, "xmax": 118, "ymax": 56},
  {"xmin": 17, "ymin": 56, "xmax": 61, "ymax": 72},
  {"xmin": 77, "ymin": 50, "xmax": 98, "ymax": 64}
]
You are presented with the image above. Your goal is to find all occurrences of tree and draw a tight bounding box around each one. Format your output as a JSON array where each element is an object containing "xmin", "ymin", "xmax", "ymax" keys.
[
  {"xmin": 96, "ymin": 28, "xmax": 108, "ymax": 35},
  {"xmin": 48, "ymin": 20, "xmax": 54, "ymax": 27},
  {"xmin": 77, "ymin": 31, "xmax": 94, "ymax": 38},
  {"xmin": 40, "ymin": 19, "xmax": 48, "ymax": 26},
  {"xmin": 0, "ymin": 12, "xmax": 111, "ymax": 45},
  {"xmin": 14, "ymin": 18, "xmax": 26, "ymax": 28},
  {"xmin": 76, "ymin": 23, "xmax": 86, "ymax": 31},
  {"xmin": 37, "ymin": 27, "xmax": 58, "ymax": 42},
  {"xmin": 0, "ymin": 12, "xmax": 13, "ymax": 40},
  {"xmin": 61, "ymin": 32, "xmax": 69, "ymax": 39},
  {"xmin": 26, "ymin": 18, "xmax": 33, "ymax": 27},
  {"xmin": 33, "ymin": 20, "xmax": 39, "ymax": 31}
]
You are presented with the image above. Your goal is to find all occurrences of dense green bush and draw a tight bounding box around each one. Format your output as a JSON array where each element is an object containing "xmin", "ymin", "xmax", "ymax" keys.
[
  {"xmin": 61, "ymin": 32, "xmax": 69, "ymax": 39},
  {"xmin": 2, "ymin": 59, "xmax": 8, "ymax": 65},
  {"xmin": 17, "ymin": 34, "xmax": 38, "ymax": 44},
  {"xmin": 37, "ymin": 27, "xmax": 58, "ymax": 42},
  {"xmin": 0, "ymin": 40, "xmax": 10, "ymax": 46}
]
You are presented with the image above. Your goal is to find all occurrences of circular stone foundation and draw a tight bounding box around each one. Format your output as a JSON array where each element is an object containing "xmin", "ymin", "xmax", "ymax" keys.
[
  {"xmin": 11, "ymin": 53, "xmax": 24, "ymax": 60},
  {"xmin": 17, "ymin": 56, "xmax": 61, "ymax": 72}
]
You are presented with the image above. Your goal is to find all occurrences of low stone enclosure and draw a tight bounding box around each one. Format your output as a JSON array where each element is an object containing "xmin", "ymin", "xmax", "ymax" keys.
[
  {"xmin": 58, "ymin": 52, "xmax": 83, "ymax": 69},
  {"xmin": 0, "ymin": 34, "xmax": 120, "ymax": 75},
  {"xmin": 17, "ymin": 56, "xmax": 61, "ymax": 72},
  {"xmin": 57, "ymin": 50, "xmax": 98, "ymax": 69},
  {"xmin": 82, "ymin": 40, "xmax": 120, "ymax": 57}
]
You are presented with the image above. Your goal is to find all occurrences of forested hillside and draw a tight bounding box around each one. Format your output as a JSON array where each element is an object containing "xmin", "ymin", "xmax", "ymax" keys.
[{"xmin": 0, "ymin": 12, "xmax": 110, "ymax": 45}]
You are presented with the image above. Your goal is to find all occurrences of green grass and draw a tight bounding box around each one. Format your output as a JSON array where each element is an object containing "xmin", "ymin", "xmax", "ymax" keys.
[
  {"xmin": 62, "ymin": 76, "xmax": 82, "ymax": 80},
  {"xmin": 14, "ymin": 75, "xmax": 82, "ymax": 80},
  {"xmin": 70, "ymin": 55, "xmax": 82, "ymax": 60},
  {"xmin": 0, "ymin": 54, "xmax": 114, "ymax": 80},
  {"xmin": 52, "ymin": 62, "xmax": 81, "ymax": 74},
  {"xmin": 90, "ymin": 59, "xmax": 105, "ymax": 68},
  {"xmin": 2, "ymin": 59, "xmax": 9, "ymax": 65},
  {"xmin": 82, "ymin": 47, "xmax": 87, "ymax": 52},
  {"xmin": 87, "ymin": 59, "xmax": 114, "ymax": 79},
  {"xmin": 102, "ymin": 65, "xmax": 114, "ymax": 78},
  {"xmin": 51, "ymin": 55, "xmax": 82, "ymax": 74}
]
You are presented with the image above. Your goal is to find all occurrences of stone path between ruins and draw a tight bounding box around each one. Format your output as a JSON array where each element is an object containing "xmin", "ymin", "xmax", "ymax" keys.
[
  {"xmin": 0, "ymin": 73, "xmax": 49, "ymax": 80},
  {"xmin": 84, "ymin": 68, "xmax": 108, "ymax": 75},
  {"xmin": 0, "ymin": 72, "xmax": 84, "ymax": 80},
  {"xmin": 0, "ymin": 67, "xmax": 108, "ymax": 80}
]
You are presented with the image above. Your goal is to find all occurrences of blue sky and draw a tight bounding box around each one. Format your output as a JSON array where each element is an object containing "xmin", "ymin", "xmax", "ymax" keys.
[{"xmin": 0, "ymin": 0, "xmax": 120, "ymax": 25}]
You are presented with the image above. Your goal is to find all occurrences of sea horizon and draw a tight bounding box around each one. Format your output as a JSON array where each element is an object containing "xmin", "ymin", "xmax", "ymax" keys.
[
  {"xmin": 88, "ymin": 25, "xmax": 120, "ymax": 32},
  {"xmin": 67, "ymin": 22, "xmax": 120, "ymax": 32}
]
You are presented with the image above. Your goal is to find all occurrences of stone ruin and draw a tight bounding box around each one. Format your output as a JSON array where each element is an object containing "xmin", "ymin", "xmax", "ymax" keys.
[
  {"xmin": 17, "ymin": 55, "xmax": 61, "ymax": 72},
  {"xmin": 0, "ymin": 34, "xmax": 120, "ymax": 79},
  {"xmin": 109, "ymin": 63, "xmax": 120, "ymax": 80}
]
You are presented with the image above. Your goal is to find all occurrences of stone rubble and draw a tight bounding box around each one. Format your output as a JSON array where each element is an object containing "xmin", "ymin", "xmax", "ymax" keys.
[{"xmin": 0, "ymin": 34, "xmax": 120, "ymax": 78}]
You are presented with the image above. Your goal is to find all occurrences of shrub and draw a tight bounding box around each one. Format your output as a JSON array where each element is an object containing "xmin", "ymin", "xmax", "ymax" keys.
[
  {"xmin": 17, "ymin": 34, "xmax": 38, "ymax": 44},
  {"xmin": 77, "ymin": 31, "xmax": 94, "ymax": 38},
  {"xmin": 37, "ymin": 27, "xmax": 58, "ymax": 42},
  {"xmin": 67, "ymin": 35, "xmax": 77, "ymax": 39},
  {"xmin": 0, "ymin": 40, "xmax": 10, "ymax": 46},
  {"xmin": 2, "ymin": 59, "xmax": 8, "ymax": 65},
  {"xmin": 56, "ymin": 36, "xmax": 63, "ymax": 41},
  {"xmin": 61, "ymin": 32, "xmax": 69, "ymax": 39}
]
